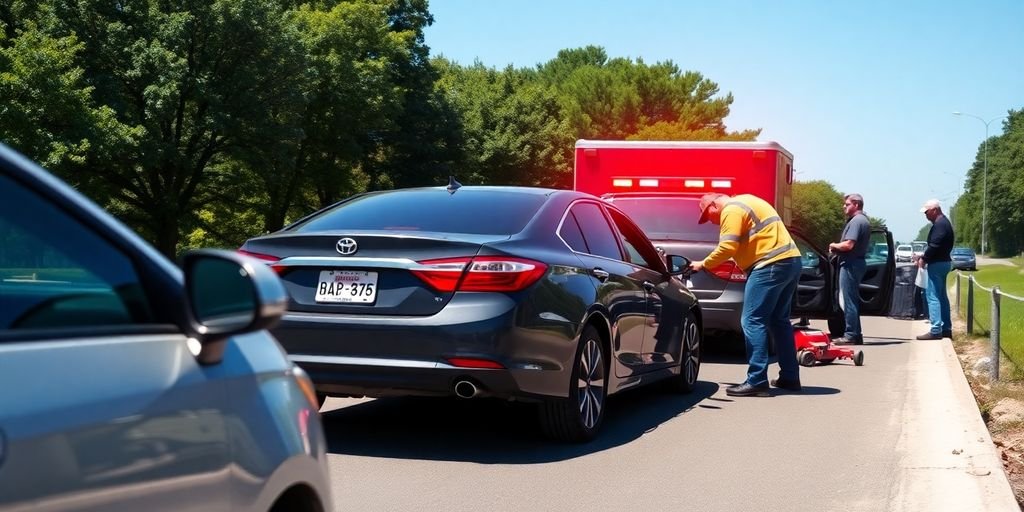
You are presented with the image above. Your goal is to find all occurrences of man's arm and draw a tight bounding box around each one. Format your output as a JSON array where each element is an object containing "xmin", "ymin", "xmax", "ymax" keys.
[{"xmin": 701, "ymin": 208, "xmax": 743, "ymax": 269}]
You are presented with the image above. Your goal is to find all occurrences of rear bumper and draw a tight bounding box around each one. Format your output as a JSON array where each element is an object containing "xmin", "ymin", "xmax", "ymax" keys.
[
  {"xmin": 695, "ymin": 284, "xmax": 744, "ymax": 336},
  {"xmin": 271, "ymin": 294, "xmax": 577, "ymax": 400}
]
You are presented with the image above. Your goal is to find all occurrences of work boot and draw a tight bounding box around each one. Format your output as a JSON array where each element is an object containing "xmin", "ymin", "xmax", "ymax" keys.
[
  {"xmin": 725, "ymin": 382, "xmax": 770, "ymax": 397},
  {"xmin": 916, "ymin": 332, "xmax": 942, "ymax": 340},
  {"xmin": 770, "ymin": 378, "xmax": 802, "ymax": 391},
  {"xmin": 833, "ymin": 336, "xmax": 863, "ymax": 345}
]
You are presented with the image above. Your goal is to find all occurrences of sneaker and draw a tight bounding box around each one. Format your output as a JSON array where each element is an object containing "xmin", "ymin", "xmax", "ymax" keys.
[
  {"xmin": 725, "ymin": 382, "xmax": 770, "ymax": 397},
  {"xmin": 916, "ymin": 332, "xmax": 942, "ymax": 340},
  {"xmin": 770, "ymin": 378, "xmax": 802, "ymax": 391},
  {"xmin": 942, "ymin": 330, "xmax": 953, "ymax": 338},
  {"xmin": 833, "ymin": 336, "xmax": 863, "ymax": 346}
]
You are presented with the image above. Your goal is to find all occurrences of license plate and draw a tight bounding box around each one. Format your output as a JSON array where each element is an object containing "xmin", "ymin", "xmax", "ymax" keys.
[{"xmin": 315, "ymin": 270, "xmax": 378, "ymax": 304}]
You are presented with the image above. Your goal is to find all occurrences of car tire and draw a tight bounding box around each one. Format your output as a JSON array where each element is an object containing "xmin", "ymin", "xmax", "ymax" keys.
[
  {"xmin": 539, "ymin": 324, "xmax": 607, "ymax": 443},
  {"xmin": 666, "ymin": 310, "xmax": 701, "ymax": 394}
]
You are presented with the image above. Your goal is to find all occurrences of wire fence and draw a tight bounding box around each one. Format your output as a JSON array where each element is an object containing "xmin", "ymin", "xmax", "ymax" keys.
[{"xmin": 954, "ymin": 272, "xmax": 1024, "ymax": 380}]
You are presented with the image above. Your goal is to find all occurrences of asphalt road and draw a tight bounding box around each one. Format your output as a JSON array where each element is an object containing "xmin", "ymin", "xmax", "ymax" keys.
[{"xmin": 319, "ymin": 316, "xmax": 1018, "ymax": 512}]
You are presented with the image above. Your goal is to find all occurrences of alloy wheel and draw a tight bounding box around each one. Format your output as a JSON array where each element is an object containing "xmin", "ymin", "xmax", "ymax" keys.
[{"xmin": 576, "ymin": 338, "xmax": 605, "ymax": 429}]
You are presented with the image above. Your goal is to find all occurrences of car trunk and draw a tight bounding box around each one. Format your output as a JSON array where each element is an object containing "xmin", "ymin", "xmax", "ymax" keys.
[{"xmin": 241, "ymin": 232, "xmax": 511, "ymax": 316}]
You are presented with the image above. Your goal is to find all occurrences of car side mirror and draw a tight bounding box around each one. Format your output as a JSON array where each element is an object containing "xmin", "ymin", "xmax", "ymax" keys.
[
  {"xmin": 666, "ymin": 255, "xmax": 692, "ymax": 275},
  {"xmin": 182, "ymin": 249, "xmax": 287, "ymax": 350}
]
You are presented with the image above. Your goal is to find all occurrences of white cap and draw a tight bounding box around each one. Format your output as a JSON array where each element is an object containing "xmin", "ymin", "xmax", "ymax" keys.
[{"xmin": 919, "ymin": 199, "xmax": 941, "ymax": 213}]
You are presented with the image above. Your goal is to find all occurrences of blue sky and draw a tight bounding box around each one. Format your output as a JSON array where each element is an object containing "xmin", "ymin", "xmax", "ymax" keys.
[{"xmin": 423, "ymin": 0, "xmax": 1023, "ymax": 243}]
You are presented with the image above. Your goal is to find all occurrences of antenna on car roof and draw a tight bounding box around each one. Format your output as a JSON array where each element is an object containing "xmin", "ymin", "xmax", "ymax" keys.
[{"xmin": 447, "ymin": 176, "xmax": 462, "ymax": 195}]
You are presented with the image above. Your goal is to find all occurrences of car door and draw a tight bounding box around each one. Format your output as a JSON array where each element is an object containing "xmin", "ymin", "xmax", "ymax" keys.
[
  {"xmin": 0, "ymin": 171, "xmax": 232, "ymax": 511},
  {"xmin": 563, "ymin": 200, "xmax": 648, "ymax": 376},
  {"xmin": 602, "ymin": 206, "xmax": 688, "ymax": 368},
  {"xmin": 789, "ymin": 227, "xmax": 896, "ymax": 323}
]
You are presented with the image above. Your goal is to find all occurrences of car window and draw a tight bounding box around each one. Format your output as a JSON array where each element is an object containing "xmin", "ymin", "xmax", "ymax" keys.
[
  {"xmin": 568, "ymin": 202, "xmax": 622, "ymax": 260},
  {"xmin": 0, "ymin": 174, "xmax": 155, "ymax": 331},
  {"xmin": 608, "ymin": 196, "xmax": 721, "ymax": 242},
  {"xmin": 605, "ymin": 207, "xmax": 664, "ymax": 271},
  {"xmin": 558, "ymin": 210, "xmax": 589, "ymax": 253}
]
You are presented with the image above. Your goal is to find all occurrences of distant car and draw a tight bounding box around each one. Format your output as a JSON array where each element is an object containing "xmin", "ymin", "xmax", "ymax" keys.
[
  {"xmin": 603, "ymin": 193, "xmax": 897, "ymax": 341},
  {"xmin": 912, "ymin": 241, "xmax": 927, "ymax": 259},
  {"xmin": 241, "ymin": 186, "xmax": 702, "ymax": 442},
  {"xmin": 0, "ymin": 144, "xmax": 331, "ymax": 511},
  {"xmin": 896, "ymin": 244, "xmax": 914, "ymax": 262},
  {"xmin": 951, "ymin": 247, "xmax": 977, "ymax": 271}
]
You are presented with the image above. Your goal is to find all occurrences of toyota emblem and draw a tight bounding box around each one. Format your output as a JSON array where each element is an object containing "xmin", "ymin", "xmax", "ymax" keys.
[{"xmin": 336, "ymin": 237, "xmax": 358, "ymax": 256}]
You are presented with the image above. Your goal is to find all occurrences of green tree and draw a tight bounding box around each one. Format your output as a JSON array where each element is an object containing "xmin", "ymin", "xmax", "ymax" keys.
[
  {"xmin": 434, "ymin": 60, "xmax": 572, "ymax": 187},
  {"xmin": 952, "ymin": 109, "xmax": 1024, "ymax": 256},
  {"xmin": 791, "ymin": 180, "xmax": 845, "ymax": 251},
  {"xmin": 40, "ymin": 0, "xmax": 309, "ymax": 255},
  {"xmin": 916, "ymin": 224, "xmax": 931, "ymax": 242}
]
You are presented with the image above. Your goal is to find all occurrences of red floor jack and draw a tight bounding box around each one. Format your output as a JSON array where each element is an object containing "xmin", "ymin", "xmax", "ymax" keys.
[{"xmin": 792, "ymin": 319, "xmax": 865, "ymax": 367}]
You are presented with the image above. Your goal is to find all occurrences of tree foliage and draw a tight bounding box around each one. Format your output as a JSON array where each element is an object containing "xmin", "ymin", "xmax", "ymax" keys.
[
  {"xmin": 2, "ymin": 2, "xmax": 761, "ymax": 256},
  {"xmin": 791, "ymin": 180, "xmax": 845, "ymax": 251},
  {"xmin": 951, "ymin": 109, "xmax": 1024, "ymax": 256}
]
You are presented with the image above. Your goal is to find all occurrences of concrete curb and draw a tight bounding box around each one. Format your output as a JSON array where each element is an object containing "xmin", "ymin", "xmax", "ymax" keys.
[{"xmin": 893, "ymin": 330, "xmax": 1020, "ymax": 511}]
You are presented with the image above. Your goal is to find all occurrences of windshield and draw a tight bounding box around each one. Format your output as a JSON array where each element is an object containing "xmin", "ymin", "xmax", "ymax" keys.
[
  {"xmin": 897, "ymin": 245, "xmax": 912, "ymax": 252},
  {"xmin": 952, "ymin": 247, "xmax": 974, "ymax": 255},
  {"xmin": 607, "ymin": 196, "xmax": 721, "ymax": 242},
  {"xmin": 291, "ymin": 188, "xmax": 546, "ymax": 235}
]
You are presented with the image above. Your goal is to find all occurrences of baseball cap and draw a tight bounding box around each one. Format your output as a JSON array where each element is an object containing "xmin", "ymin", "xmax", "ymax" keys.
[
  {"xmin": 698, "ymin": 193, "xmax": 727, "ymax": 224},
  {"xmin": 919, "ymin": 199, "xmax": 941, "ymax": 213}
]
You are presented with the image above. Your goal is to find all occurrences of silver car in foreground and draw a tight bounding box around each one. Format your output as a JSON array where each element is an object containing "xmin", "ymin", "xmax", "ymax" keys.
[{"xmin": 0, "ymin": 145, "xmax": 330, "ymax": 511}]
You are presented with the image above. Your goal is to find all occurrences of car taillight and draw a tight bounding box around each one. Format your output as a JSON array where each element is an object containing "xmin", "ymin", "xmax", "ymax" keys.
[
  {"xmin": 445, "ymin": 357, "xmax": 505, "ymax": 369},
  {"xmin": 237, "ymin": 249, "xmax": 286, "ymax": 274},
  {"xmin": 710, "ymin": 261, "xmax": 747, "ymax": 282},
  {"xmin": 412, "ymin": 256, "xmax": 548, "ymax": 293}
]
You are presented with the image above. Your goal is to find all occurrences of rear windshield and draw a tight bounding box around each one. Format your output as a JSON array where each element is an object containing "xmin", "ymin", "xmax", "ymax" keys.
[
  {"xmin": 608, "ymin": 197, "xmax": 721, "ymax": 242},
  {"xmin": 290, "ymin": 188, "xmax": 546, "ymax": 235},
  {"xmin": 952, "ymin": 248, "xmax": 974, "ymax": 255}
]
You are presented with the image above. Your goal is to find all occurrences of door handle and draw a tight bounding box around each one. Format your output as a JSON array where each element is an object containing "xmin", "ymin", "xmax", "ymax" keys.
[
  {"xmin": 591, "ymin": 268, "xmax": 610, "ymax": 282},
  {"xmin": 642, "ymin": 281, "xmax": 656, "ymax": 293}
]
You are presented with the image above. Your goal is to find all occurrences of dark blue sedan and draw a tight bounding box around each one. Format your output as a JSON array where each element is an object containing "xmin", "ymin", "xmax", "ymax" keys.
[
  {"xmin": 239, "ymin": 185, "xmax": 702, "ymax": 442},
  {"xmin": 951, "ymin": 247, "xmax": 977, "ymax": 271}
]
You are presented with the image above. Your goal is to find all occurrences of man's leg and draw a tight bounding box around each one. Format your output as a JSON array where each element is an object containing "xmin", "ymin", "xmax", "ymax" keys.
[
  {"xmin": 740, "ymin": 267, "xmax": 773, "ymax": 388},
  {"xmin": 768, "ymin": 257, "xmax": 802, "ymax": 381},
  {"xmin": 839, "ymin": 260, "xmax": 866, "ymax": 341},
  {"xmin": 928, "ymin": 261, "xmax": 952, "ymax": 333},
  {"xmin": 740, "ymin": 261, "xmax": 796, "ymax": 387},
  {"xmin": 924, "ymin": 266, "xmax": 942, "ymax": 335}
]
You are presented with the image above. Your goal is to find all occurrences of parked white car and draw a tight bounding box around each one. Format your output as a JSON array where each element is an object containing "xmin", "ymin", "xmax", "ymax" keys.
[{"xmin": 895, "ymin": 244, "xmax": 914, "ymax": 262}]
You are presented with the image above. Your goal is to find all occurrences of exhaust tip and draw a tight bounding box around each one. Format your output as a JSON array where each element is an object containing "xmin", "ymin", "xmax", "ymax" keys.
[{"xmin": 454, "ymin": 380, "xmax": 479, "ymax": 399}]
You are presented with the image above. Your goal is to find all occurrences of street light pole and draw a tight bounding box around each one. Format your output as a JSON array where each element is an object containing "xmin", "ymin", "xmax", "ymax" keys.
[{"xmin": 953, "ymin": 111, "xmax": 1007, "ymax": 255}]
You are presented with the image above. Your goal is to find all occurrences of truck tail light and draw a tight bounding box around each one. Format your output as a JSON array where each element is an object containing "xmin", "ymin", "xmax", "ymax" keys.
[
  {"xmin": 709, "ymin": 261, "xmax": 747, "ymax": 282},
  {"xmin": 412, "ymin": 257, "xmax": 548, "ymax": 293}
]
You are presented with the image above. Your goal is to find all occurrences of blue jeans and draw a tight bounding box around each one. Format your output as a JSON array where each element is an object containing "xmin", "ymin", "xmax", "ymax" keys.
[
  {"xmin": 839, "ymin": 258, "xmax": 867, "ymax": 340},
  {"xmin": 925, "ymin": 261, "xmax": 952, "ymax": 335},
  {"xmin": 740, "ymin": 256, "xmax": 802, "ymax": 387}
]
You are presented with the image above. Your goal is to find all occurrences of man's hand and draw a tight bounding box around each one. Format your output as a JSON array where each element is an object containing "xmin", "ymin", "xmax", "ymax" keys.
[{"xmin": 689, "ymin": 260, "xmax": 704, "ymax": 273}]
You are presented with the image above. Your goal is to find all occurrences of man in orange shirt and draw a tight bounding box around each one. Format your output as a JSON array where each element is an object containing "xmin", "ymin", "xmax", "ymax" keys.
[{"xmin": 690, "ymin": 193, "xmax": 803, "ymax": 397}]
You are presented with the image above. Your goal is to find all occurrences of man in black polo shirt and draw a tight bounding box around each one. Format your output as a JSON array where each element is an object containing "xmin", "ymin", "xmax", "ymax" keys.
[{"xmin": 915, "ymin": 199, "xmax": 955, "ymax": 340}]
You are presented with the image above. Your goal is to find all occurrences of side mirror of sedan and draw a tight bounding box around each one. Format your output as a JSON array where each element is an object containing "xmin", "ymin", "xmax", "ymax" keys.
[
  {"xmin": 182, "ymin": 249, "xmax": 288, "ymax": 364},
  {"xmin": 666, "ymin": 255, "xmax": 692, "ymax": 276}
]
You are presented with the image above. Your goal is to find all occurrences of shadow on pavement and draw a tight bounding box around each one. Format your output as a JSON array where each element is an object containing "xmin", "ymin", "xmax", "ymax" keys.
[{"xmin": 321, "ymin": 380, "xmax": 718, "ymax": 464}]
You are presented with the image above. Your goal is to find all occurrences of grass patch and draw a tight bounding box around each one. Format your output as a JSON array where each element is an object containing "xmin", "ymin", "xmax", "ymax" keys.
[{"xmin": 953, "ymin": 261, "xmax": 1024, "ymax": 378}]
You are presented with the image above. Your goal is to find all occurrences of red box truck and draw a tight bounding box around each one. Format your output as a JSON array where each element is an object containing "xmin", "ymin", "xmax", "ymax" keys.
[
  {"xmin": 573, "ymin": 140, "xmax": 795, "ymax": 223},
  {"xmin": 573, "ymin": 140, "xmax": 895, "ymax": 341}
]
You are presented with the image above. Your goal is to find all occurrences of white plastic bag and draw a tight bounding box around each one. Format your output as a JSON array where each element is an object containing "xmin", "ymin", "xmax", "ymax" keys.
[{"xmin": 914, "ymin": 264, "xmax": 928, "ymax": 289}]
